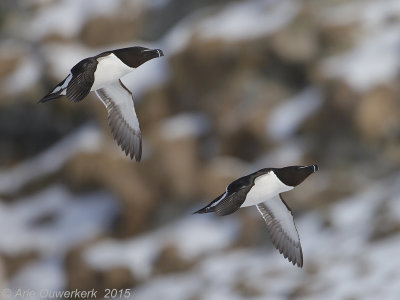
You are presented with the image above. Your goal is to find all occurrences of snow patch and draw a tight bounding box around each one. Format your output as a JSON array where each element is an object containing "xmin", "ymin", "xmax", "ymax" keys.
[
  {"xmin": 2, "ymin": 56, "xmax": 41, "ymax": 94},
  {"xmin": 26, "ymin": 0, "xmax": 173, "ymax": 41},
  {"xmin": 0, "ymin": 185, "xmax": 118, "ymax": 256},
  {"xmin": 254, "ymin": 139, "xmax": 306, "ymax": 167},
  {"xmin": 8, "ymin": 259, "xmax": 65, "ymax": 299},
  {"xmin": 323, "ymin": 26, "xmax": 400, "ymax": 92},
  {"xmin": 198, "ymin": 0, "xmax": 299, "ymax": 42},
  {"xmin": 0, "ymin": 124, "xmax": 102, "ymax": 195},
  {"xmin": 27, "ymin": 0, "xmax": 121, "ymax": 40},
  {"xmin": 267, "ymin": 87, "xmax": 323, "ymax": 141},
  {"xmin": 84, "ymin": 216, "xmax": 238, "ymax": 279},
  {"xmin": 163, "ymin": 0, "xmax": 300, "ymax": 55},
  {"xmin": 159, "ymin": 113, "xmax": 211, "ymax": 140}
]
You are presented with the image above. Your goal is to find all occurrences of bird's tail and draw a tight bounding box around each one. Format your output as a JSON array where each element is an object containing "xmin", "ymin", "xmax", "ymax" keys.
[
  {"xmin": 39, "ymin": 91, "xmax": 63, "ymax": 103},
  {"xmin": 39, "ymin": 76, "xmax": 69, "ymax": 103},
  {"xmin": 193, "ymin": 205, "xmax": 215, "ymax": 214}
]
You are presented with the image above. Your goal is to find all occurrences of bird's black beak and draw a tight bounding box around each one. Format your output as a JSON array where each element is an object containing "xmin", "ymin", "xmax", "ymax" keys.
[{"xmin": 142, "ymin": 48, "xmax": 164, "ymax": 58}]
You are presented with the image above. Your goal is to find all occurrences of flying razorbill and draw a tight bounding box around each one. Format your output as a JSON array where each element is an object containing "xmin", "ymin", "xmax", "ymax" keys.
[
  {"xmin": 194, "ymin": 165, "xmax": 318, "ymax": 267},
  {"xmin": 39, "ymin": 46, "xmax": 164, "ymax": 161}
]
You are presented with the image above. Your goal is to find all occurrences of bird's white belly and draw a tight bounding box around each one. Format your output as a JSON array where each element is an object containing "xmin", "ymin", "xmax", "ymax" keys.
[
  {"xmin": 241, "ymin": 172, "xmax": 293, "ymax": 207},
  {"xmin": 91, "ymin": 53, "xmax": 133, "ymax": 91}
]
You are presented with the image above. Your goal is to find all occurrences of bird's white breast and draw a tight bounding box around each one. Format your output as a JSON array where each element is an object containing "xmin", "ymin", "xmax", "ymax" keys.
[
  {"xmin": 91, "ymin": 53, "xmax": 133, "ymax": 91},
  {"xmin": 241, "ymin": 172, "xmax": 293, "ymax": 207}
]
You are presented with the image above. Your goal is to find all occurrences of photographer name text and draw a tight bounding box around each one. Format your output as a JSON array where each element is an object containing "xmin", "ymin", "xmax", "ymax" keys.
[{"xmin": 1, "ymin": 288, "xmax": 133, "ymax": 299}]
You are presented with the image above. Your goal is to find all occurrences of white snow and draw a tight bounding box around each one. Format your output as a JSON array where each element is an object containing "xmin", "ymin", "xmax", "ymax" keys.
[
  {"xmin": 26, "ymin": 0, "xmax": 172, "ymax": 41},
  {"xmin": 84, "ymin": 216, "xmax": 238, "ymax": 279},
  {"xmin": 0, "ymin": 185, "xmax": 118, "ymax": 256},
  {"xmin": 266, "ymin": 87, "xmax": 323, "ymax": 141},
  {"xmin": 321, "ymin": 0, "xmax": 400, "ymax": 92},
  {"xmin": 8, "ymin": 259, "xmax": 66, "ymax": 299},
  {"xmin": 161, "ymin": 13, "xmax": 202, "ymax": 55},
  {"xmin": 0, "ymin": 124, "xmax": 102, "ymax": 195},
  {"xmin": 323, "ymin": 26, "xmax": 400, "ymax": 92},
  {"xmin": 320, "ymin": 0, "xmax": 400, "ymax": 29},
  {"xmin": 26, "ymin": 0, "xmax": 121, "ymax": 40},
  {"xmin": 1, "ymin": 55, "xmax": 41, "ymax": 94},
  {"xmin": 0, "ymin": 185, "xmax": 118, "ymax": 298},
  {"xmin": 133, "ymin": 273, "xmax": 201, "ymax": 300},
  {"xmin": 41, "ymin": 44, "xmax": 97, "ymax": 78},
  {"xmin": 163, "ymin": 0, "xmax": 300, "ymax": 55},
  {"xmin": 84, "ymin": 236, "xmax": 159, "ymax": 279},
  {"xmin": 254, "ymin": 140, "xmax": 306, "ymax": 168},
  {"xmin": 159, "ymin": 113, "xmax": 211, "ymax": 140},
  {"xmin": 198, "ymin": 0, "xmax": 299, "ymax": 42}
]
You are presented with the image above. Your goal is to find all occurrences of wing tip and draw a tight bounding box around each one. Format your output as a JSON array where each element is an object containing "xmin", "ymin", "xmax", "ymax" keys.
[
  {"xmin": 129, "ymin": 151, "xmax": 141, "ymax": 162},
  {"xmin": 277, "ymin": 237, "xmax": 303, "ymax": 268},
  {"xmin": 256, "ymin": 202, "xmax": 304, "ymax": 268},
  {"xmin": 289, "ymin": 246, "xmax": 303, "ymax": 268},
  {"xmin": 119, "ymin": 132, "xmax": 142, "ymax": 162},
  {"xmin": 193, "ymin": 205, "xmax": 214, "ymax": 215},
  {"xmin": 38, "ymin": 93, "xmax": 62, "ymax": 103}
]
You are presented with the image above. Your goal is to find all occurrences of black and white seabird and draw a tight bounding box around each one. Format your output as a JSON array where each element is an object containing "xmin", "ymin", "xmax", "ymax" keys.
[
  {"xmin": 194, "ymin": 165, "xmax": 318, "ymax": 267},
  {"xmin": 39, "ymin": 46, "xmax": 164, "ymax": 161}
]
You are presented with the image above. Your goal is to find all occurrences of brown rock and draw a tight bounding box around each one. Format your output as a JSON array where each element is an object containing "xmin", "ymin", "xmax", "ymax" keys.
[
  {"xmin": 40, "ymin": 33, "xmax": 74, "ymax": 44},
  {"xmin": 271, "ymin": 11, "xmax": 318, "ymax": 64},
  {"xmin": 151, "ymin": 134, "xmax": 201, "ymax": 201},
  {"xmin": 325, "ymin": 80, "xmax": 360, "ymax": 115},
  {"xmin": 212, "ymin": 76, "xmax": 289, "ymax": 144},
  {"xmin": 0, "ymin": 55, "xmax": 20, "ymax": 80},
  {"xmin": 200, "ymin": 157, "xmax": 245, "ymax": 200},
  {"xmin": 1, "ymin": 251, "xmax": 39, "ymax": 278},
  {"xmin": 99, "ymin": 266, "xmax": 136, "ymax": 291},
  {"xmin": 63, "ymin": 152, "xmax": 158, "ymax": 237},
  {"xmin": 80, "ymin": 16, "xmax": 142, "ymax": 47},
  {"xmin": 169, "ymin": 38, "xmax": 270, "ymax": 108},
  {"xmin": 233, "ymin": 211, "xmax": 264, "ymax": 248},
  {"xmin": 369, "ymin": 199, "xmax": 400, "ymax": 241},
  {"xmin": 65, "ymin": 241, "xmax": 99, "ymax": 292},
  {"xmin": 234, "ymin": 280, "xmax": 263, "ymax": 298},
  {"xmin": 318, "ymin": 22, "xmax": 359, "ymax": 55},
  {"xmin": 139, "ymin": 88, "xmax": 172, "ymax": 128},
  {"xmin": 153, "ymin": 245, "xmax": 194, "ymax": 275},
  {"xmin": 272, "ymin": 28, "xmax": 318, "ymax": 64},
  {"xmin": 355, "ymin": 86, "xmax": 400, "ymax": 142},
  {"xmin": 65, "ymin": 241, "xmax": 136, "ymax": 297}
]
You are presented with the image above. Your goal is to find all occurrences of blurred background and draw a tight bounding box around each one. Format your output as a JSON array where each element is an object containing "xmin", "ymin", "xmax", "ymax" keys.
[{"xmin": 1, "ymin": 0, "xmax": 400, "ymax": 299}]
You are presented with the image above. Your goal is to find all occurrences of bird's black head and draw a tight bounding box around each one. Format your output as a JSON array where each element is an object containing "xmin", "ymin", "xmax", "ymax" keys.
[
  {"xmin": 111, "ymin": 46, "xmax": 164, "ymax": 68},
  {"xmin": 273, "ymin": 165, "xmax": 318, "ymax": 187}
]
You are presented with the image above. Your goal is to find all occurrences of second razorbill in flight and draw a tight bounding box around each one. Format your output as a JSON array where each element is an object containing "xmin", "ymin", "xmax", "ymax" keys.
[{"xmin": 194, "ymin": 165, "xmax": 318, "ymax": 267}]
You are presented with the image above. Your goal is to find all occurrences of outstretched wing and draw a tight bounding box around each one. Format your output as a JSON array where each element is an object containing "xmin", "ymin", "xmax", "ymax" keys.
[
  {"xmin": 66, "ymin": 57, "xmax": 98, "ymax": 102},
  {"xmin": 95, "ymin": 80, "xmax": 142, "ymax": 161},
  {"xmin": 256, "ymin": 194, "xmax": 303, "ymax": 267}
]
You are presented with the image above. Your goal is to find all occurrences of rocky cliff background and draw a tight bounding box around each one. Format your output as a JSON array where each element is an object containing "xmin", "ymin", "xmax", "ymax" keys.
[{"xmin": 1, "ymin": 0, "xmax": 400, "ymax": 299}]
